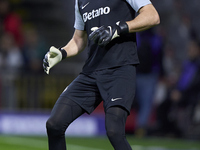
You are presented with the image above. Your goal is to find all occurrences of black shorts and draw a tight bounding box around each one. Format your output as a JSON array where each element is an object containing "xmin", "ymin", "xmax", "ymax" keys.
[{"xmin": 60, "ymin": 65, "xmax": 136, "ymax": 114}]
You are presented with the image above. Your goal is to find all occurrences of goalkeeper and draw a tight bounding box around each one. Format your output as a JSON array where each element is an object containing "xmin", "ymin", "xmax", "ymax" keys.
[{"xmin": 43, "ymin": 0, "xmax": 160, "ymax": 149}]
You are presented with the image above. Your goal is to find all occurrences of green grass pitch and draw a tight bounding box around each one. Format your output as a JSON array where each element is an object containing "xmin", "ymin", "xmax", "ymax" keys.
[{"xmin": 0, "ymin": 135, "xmax": 200, "ymax": 150}]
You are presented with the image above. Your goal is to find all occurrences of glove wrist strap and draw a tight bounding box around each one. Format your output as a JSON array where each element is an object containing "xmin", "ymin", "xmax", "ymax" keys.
[
  {"xmin": 118, "ymin": 22, "xmax": 129, "ymax": 35},
  {"xmin": 59, "ymin": 48, "xmax": 67, "ymax": 60}
]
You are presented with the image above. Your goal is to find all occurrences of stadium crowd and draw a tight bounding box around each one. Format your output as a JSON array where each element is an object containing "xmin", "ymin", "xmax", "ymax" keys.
[{"xmin": 0, "ymin": 0, "xmax": 200, "ymax": 139}]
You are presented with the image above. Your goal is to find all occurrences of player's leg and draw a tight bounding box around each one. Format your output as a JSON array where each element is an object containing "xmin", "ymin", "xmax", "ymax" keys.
[
  {"xmin": 46, "ymin": 97, "xmax": 85, "ymax": 150},
  {"xmin": 96, "ymin": 65, "xmax": 136, "ymax": 150},
  {"xmin": 105, "ymin": 106, "xmax": 132, "ymax": 150},
  {"xmin": 46, "ymin": 73, "xmax": 101, "ymax": 150}
]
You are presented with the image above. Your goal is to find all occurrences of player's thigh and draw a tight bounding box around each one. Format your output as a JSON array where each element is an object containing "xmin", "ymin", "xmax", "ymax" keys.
[
  {"xmin": 105, "ymin": 106, "xmax": 128, "ymax": 132},
  {"xmin": 97, "ymin": 65, "xmax": 136, "ymax": 114},
  {"xmin": 47, "ymin": 97, "xmax": 85, "ymax": 129},
  {"xmin": 60, "ymin": 73, "xmax": 102, "ymax": 114}
]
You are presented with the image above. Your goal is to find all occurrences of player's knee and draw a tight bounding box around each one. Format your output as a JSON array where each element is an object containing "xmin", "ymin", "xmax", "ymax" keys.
[
  {"xmin": 106, "ymin": 127, "xmax": 123, "ymax": 140},
  {"xmin": 106, "ymin": 129, "xmax": 117, "ymax": 140},
  {"xmin": 46, "ymin": 119, "xmax": 59, "ymax": 135},
  {"xmin": 46, "ymin": 118, "xmax": 65, "ymax": 137},
  {"xmin": 106, "ymin": 116, "xmax": 124, "ymax": 140},
  {"xmin": 105, "ymin": 107, "xmax": 127, "ymax": 141}
]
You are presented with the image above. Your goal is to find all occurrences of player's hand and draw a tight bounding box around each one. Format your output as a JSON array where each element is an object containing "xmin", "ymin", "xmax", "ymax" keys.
[
  {"xmin": 43, "ymin": 46, "xmax": 67, "ymax": 74},
  {"xmin": 89, "ymin": 21, "xmax": 129, "ymax": 46}
]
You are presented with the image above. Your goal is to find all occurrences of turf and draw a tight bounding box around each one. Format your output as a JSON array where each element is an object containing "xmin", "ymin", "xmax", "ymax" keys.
[{"xmin": 0, "ymin": 135, "xmax": 199, "ymax": 150}]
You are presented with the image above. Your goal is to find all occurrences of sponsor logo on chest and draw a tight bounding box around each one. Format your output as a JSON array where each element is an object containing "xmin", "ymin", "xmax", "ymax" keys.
[{"xmin": 83, "ymin": 7, "xmax": 110, "ymax": 22}]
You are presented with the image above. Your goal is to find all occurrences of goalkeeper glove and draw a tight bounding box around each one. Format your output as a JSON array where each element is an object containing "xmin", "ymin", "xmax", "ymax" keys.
[
  {"xmin": 89, "ymin": 21, "xmax": 129, "ymax": 46},
  {"xmin": 43, "ymin": 46, "xmax": 67, "ymax": 74}
]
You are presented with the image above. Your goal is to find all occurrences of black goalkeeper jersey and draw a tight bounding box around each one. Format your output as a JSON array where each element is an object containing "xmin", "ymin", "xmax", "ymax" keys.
[{"xmin": 77, "ymin": 0, "xmax": 140, "ymax": 73}]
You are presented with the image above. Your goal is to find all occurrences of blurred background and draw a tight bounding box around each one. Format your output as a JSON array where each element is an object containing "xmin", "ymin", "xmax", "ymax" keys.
[{"xmin": 0, "ymin": 0, "xmax": 200, "ymax": 146}]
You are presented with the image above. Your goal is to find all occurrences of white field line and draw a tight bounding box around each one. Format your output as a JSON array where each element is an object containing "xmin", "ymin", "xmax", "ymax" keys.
[
  {"xmin": 131, "ymin": 145, "xmax": 199, "ymax": 150},
  {"xmin": 3, "ymin": 137, "xmax": 197, "ymax": 150},
  {"xmin": 0, "ymin": 136, "xmax": 103, "ymax": 150}
]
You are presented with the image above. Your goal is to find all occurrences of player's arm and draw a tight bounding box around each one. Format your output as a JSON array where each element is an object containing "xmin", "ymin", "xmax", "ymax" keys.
[
  {"xmin": 89, "ymin": 2, "xmax": 160, "ymax": 46},
  {"xmin": 43, "ymin": 29, "xmax": 87, "ymax": 74},
  {"xmin": 126, "ymin": 4, "xmax": 160, "ymax": 32},
  {"xmin": 62, "ymin": 29, "xmax": 87, "ymax": 57}
]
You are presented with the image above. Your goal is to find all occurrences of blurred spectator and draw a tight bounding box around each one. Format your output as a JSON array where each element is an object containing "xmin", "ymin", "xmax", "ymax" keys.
[
  {"xmin": 162, "ymin": 43, "xmax": 181, "ymax": 85},
  {"xmin": 0, "ymin": 32, "xmax": 23, "ymax": 110},
  {"xmin": 0, "ymin": 0, "xmax": 24, "ymax": 47},
  {"xmin": 134, "ymin": 28, "xmax": 164, "ymax": 136},
  {"xmin": 20, "ymin": 27, "xmax": 48, "ymax": 108},
  {"xmin": 22, "ymin": 27, "xmax": 47, "ymax": 74},
  {"xmin": 153, "ymin": 39, "xmax": 200, "ymax": 138},
  {"xmin": 0, "ymin": 32, "xmax": 23, "ymax": 73}
]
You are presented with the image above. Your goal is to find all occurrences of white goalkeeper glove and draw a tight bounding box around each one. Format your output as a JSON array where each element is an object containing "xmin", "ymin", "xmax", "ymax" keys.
[
  {"xmin": 89, "ymin": 21, "xmax": 129, "ymax": 46},
  {"xmin": 43, "ymin": 46, "xmax": 67, "ymax": 74}
]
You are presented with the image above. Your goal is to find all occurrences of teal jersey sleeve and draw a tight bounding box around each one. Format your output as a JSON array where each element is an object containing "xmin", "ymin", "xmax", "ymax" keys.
[
  {"xmin": 74, "ymin": 0, "xmax": 85, "ymax": 30},
  {"xmin": 126, "ymin": 0, "xmax": 151, "ymax": 12},
  {"xmin": 74, "ymin": 0, "xmax": 151, "ymax": 30}
]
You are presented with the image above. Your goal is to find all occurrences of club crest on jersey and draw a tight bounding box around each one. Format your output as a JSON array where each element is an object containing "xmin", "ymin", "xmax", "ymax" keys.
[{"xmin": 83, "ymin": 6, "xmax": 110, "ymax": 22}]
